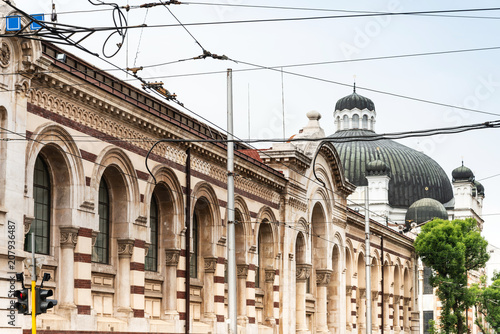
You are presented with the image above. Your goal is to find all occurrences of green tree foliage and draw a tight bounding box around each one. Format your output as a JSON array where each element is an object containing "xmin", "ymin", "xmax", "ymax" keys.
[
  {"xmin": 471, "ymin": 272, "xmax": 500, "ymax": 333},
  {"xmin": 414, "ymin": 218, "xmax": 489, "ymax": 334}
]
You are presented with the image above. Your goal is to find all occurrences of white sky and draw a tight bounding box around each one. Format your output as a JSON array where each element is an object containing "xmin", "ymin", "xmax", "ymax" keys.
[{"xmin": 12, "ymin": 0, "xmax": 500, "ymax": 248}]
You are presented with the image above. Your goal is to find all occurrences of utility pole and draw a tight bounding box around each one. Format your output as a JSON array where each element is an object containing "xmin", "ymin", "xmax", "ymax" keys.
[
  {"xmin": 31, "ymin": 232, "xmax": 36, "ymax": 334},
  {"xmin": 365, "ymin": 190, "xmax": 372, "ymax": 334},
  {"xmin": 227, "ymin": 69, "xmax": 237, "ymax": 334}
]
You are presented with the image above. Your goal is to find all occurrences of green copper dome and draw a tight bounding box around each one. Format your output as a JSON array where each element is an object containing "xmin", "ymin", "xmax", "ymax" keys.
[
  {"xmin": 329, "ymin": 129, "xmax": 454, "ymax": 208},
  {"xmin": 405, "ymin": 198, "xmax": 448, "ymax": 224},
  {"xmin": 452, "ymin": 164, "xmax": 475, "ymax": 182}
]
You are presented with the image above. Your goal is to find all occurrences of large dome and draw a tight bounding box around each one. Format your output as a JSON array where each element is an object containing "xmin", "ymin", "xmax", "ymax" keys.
[
  {"xmin": 405, "ymin": 198, "xmax": 449, "ymax": 224},
  {"xmin": 329, "ymin": 129, "xmax": 454, "ymax": 208},
  {"xmin": 335, "ymin": 91, "xmax": 375, "ymax": 112}
]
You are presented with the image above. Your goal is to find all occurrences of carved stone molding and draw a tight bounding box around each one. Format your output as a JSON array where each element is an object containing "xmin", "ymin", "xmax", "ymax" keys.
[
  {"xmin": 346, "ymin": 285, "xmax": 353, "ymax": 296},
  {"xmin": 315, "ymin": 269, "xmax": 332, "ymax": 287},
  {"xmin": 358, "ymin": 288, "xmax": 366, "ymax": 299},
  {"xmin": 204, "ymin": 257, "xmax": 218, "ymax": 273},
  {"xmin": 23, "ymin": 215, "xmax": 34, "ymax": 235},
  {"xmin": 91, "ymin": 230, "xmax": 99, "ymax": 246},
  {"xmin": 165, "ymin": 249, "xmax": 180, "ymax": 266},
  {"xmin": 117, "ymin": 239, "xmax": 134, "ymax": 258},
  {"xmin": 59, "ymin": 226, "xmax": 79, "ymax": 249},
  {"xmin": 371, "ymin": 291, "xmax": 379, "ymax": 301},
  {"xmin": 288, "ymin": 253, "xmax": 294, "ymax": 261},
  {"xmin": 134, "ymin": 215, "xmax": 147, "ymax": 227},
  {"xmin": 237, "ymin": 264, "xmax": 249, "ymax": 278},
  {"xmin": 383, "ymin": 293, "xmax": 391, "ymax": 303},
  {"xmin": 393, "ymin": 295, "xmax": 401, "ymax": 304},
  {"xmin": 0, "ymin": 42, "xmax": 11, "ymax": 68},
  {"xmin": 296, "ymin": 264, "xmax": 311, "ymax": 281},
  {"xmin": 265, "ymin": 269, "xmax": 276, "ymax": 283},
  {"xmin": 403, "ymin": 297, "xmax": 411, "ymax": 306}
]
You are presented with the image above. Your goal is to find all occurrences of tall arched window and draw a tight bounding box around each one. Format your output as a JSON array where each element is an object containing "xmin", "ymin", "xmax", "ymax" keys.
[
  {"xmin": 25, "ymin": 156, "xmax": 51, "ymax": 254},
  {"xmin": 343, "ymin": 115, "xmax": 349, "ymax": 129},
  {"xmin": 256, "ymin": 231, "xmax": 262, "ymax": 288},
  {"xmin": 93, "ymin": 178, "xmax": 110, "ymax": 264},
  {"xmin": 190, "ymin": 212, "xmax": 199, "ymax": 278},
  {"xmin": 145, "ymin": 196, "xmax": 159, "ymax": 272},
  {"xmin": 352, "ymin": 114, "xmax": 360, "ymax": 129},
  {"xmin": 362, "ymin": 115, "xmax": 368, "ymax": 129}
]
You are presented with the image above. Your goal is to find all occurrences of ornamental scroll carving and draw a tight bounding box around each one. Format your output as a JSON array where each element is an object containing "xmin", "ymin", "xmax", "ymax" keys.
[
  {"xmin": 315, "ymin": 269, "xmax": 332, "ymax": 287},
  {"xmin": 296, "ymin": 264, "xmax": 311, "ymax": 281},
  {"xmin": 165, "ymin": 249, "xmax": 180, "ymax": 266},
  {"xmin": 403, "ymin": 297, "xmax": 411, "ymax": 306},
  {"xmin": 346, "ymin": 285, "xmax": 353, "ymax": 296},
  {"xmin": 265, "ymin": 269, "xmax": 276, "ymax": 283},
  {"xmin": 393, "ymin": 295, "xmax": 401, "ymax": 304},
  {"xmin": 117, "ymin": 239, "xmax": 134, "ymax": 258},
  {"xmin": 358, "ymin": 288, "xmax": 366, "ymax": 299},
  {"xmin": 372, "ymin": 291, "xmax": 379, "ymax": 301},
  {"xmin": 59, "ymin": 226, "xmax": 79, "ymax": 249},
  {"xmin": 23, "ymin": 215, "xmax": 34, "ymax": 236},
  {"xmin": 0, "ymin": 42, "xmax": 11, "ymax": 67},
  {"xmin": 237, "ymin": 264, "xmax": 249, "ymax": 278},
  {"xmin": 204, "ymin": 257, "xmax": 218, "ymax": 273}
]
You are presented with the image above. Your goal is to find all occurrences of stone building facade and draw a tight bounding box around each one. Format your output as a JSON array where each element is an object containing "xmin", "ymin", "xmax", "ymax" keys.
[{"xmin": 0, "ymin": 4, "xmax": 417, "ymax": 333}]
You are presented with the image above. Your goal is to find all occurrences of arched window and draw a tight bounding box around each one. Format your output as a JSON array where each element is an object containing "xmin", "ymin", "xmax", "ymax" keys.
[
  {"xmin": 256, "ymin": 231, "xmax": 262, "ymax": 288},
  {"xmin": 190, "ymin": 212, "xmax": 199, "ymax": 278},
  {"xmin": 145, "ymin": 196, "xmax": 159, "ymax": 271},
  {"xmin": 352, "ymin": 114, "xmax": 359, "ymax": 129},
  {"xmin": 25, "ymin": 156, "xmax": 51, "ymax": 254},
  {"xmin": 93, "ymin": 178, "xmax": 110, "ymax": 264},
  {"xmin": 343, "ymin": 115, "xmax": 349, "ymax": 130},
  {"xmin": 336, "ymin": 116, "xmax": 341, "ymax": 131},
  {"xmin": 362, "ymin": 115, "xmax": 368, "ymax": 129}
]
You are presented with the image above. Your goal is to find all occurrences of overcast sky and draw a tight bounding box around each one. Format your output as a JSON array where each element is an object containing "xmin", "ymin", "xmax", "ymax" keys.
[{"xmin": 12, "ymin": 0, "xmax": 500, "ymax": 248}]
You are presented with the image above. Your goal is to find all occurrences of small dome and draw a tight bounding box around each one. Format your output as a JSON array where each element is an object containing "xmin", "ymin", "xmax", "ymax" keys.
[
  {"xmin": 474, "ymin": 180, "xmax": 485, "ymax": 196},
  {"xmin": 452, "ymin": 164, "xmax": 475, "ymax": 182},
  {"xmin": 335, "ymin": 90, "xmax": 375, "ymax": 112},
  {"xmin": 405, "ymin": 198, "xmax": 448, "ymax": 225},
  {"xmin": 306, "ymin": 110, "xmax": 321, "ymax": 120},
  {"xmin": 366, "ymin": 159, "xmax": 390, "ymax": 176}
]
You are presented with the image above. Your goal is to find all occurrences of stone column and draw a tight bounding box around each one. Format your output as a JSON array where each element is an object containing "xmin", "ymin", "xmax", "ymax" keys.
[
  {"xmin": 165, "ymin": 249, "xmax": 180, "ymax": 319},
  {"xmin": 403, "ymin": 297, "xmax": 411, "ymax": 332},
  {"xmin": 296, "ymin": 264, "xmax": 311, "ymax": 333},
  {"xmin": 383, "ymin": 293, "xmax": 391, "ymax": 332},
  {"xmin": 237, "ymin": 264, "xmax": 249, "ymax": 326},
  {"xmin": 372, "ymin": 290, "xmax": 379, "ymax": 332},
  {"xmin": 393, "ymin": 295, "xmax": 401, "ymax": 332},
  {"xmin": 264, "ymin": 269, "xmax": 276, "ymax": 326},
  {"xmin": 59, "ymin": 226, "xmax": 79, "ymax": 308},
  {"xmin": 117, "ymin": 239, "xmax": 134, "ymax": 316},
  {"xmin": 357, "ymin": 288, "xmax": 366, "ymax": 331},
  {"xmin": 327, "ymin": 272, "xmax": 340, "ymax": 333},
  {"xmin": 316, "ymin": 269, "xmax": 332, "ymax": 333},
  {"xmin": 204, "ymin": 257, "xmax": 218, "ymax": 320},
  {"xmin": 345, "ymin": 286, "xmax": 353, "ymax": 332}
]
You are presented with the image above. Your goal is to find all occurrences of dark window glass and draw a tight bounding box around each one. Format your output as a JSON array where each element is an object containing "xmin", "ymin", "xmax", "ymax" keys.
[
  {"xmin": 93, "ymin": 179, "xmax": 110, "ymax": 264},
  {"xmin": 25, "ymin": 156, "xmax": 50, "ymax": 254},
  {"xmin": 423, "ymin": 311, "xmax": 434, "ymax": 333},
  {"xmin": 145, "ymin": 196, "xmax": 158, "ymax": 271},
  {"xmin": 256, "ymin": 231, "xmax": 262, "ymax": 288},
  {"xmin": 424, "ymin": 266, "xmax": 433, "ymax": 294},
  {"xmin": 190, "ymin": 212, "xmax": 198, "ymax": 278}
]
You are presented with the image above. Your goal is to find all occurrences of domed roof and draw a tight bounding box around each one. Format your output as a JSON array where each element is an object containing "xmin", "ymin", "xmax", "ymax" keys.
[
  {"xmin": 329, "ymin": 129, "xmax": 454, "ymax": 208},
  {"xmin": 335, "ymin": 88, "xmax": 375, "ymax": 112},
  {"xmin": 366, "ymin": 159, "xmax": 390, "ymax": 176},
  {"xmin": 405, "ymin": 198, "xmax": 448, "ymax": 224},
  {"xmin": 474, "ymin": 180, "xmax": 485, "ymax": 196},
  {"xmin": 452, "ymin": 163, "xmax": 475, "ymax": 182}
]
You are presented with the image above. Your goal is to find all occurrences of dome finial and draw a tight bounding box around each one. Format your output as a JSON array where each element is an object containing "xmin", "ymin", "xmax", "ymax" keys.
[{"xmin": 353, "ymin": 75, "xmax": 356, "ymax": 93}]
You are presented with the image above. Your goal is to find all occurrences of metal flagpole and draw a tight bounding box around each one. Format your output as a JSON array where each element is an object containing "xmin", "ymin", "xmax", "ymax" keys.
[
  {"xmin": 227, "ymin": 69, "xmax": 237, "ymax": 334},
  {"xmin": 365, "ymin": 190, "xmax": 372, "ymax": 333}
]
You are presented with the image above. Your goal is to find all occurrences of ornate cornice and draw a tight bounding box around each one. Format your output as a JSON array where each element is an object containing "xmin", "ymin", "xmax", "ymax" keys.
[
  {"xmin": 117, "ymin": 239, "xmax": 135, "ymax": 258},
  {"xmin": 315, "ymin": 269, "xmax": 332, "ymax": 287},
  {"xmin": 59, "ymin": 226, "xmax": 79, "ymax": 249},
  {"xmin": 204, "ymin": 257, "xmax": 218, "ymax": 273},
  {"xmin": 296, "ymin": 264, "xmax": 312, "ymax": 281},
  {"xmin": 165, "ymin": 249, "xmax": 180, "ymax": 266}
]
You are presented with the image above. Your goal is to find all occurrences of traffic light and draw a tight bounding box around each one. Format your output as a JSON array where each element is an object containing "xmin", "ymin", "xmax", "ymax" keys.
[
  {"xmin": 35, "ymin": 273, "xmax": 57, "ymax": 314},
  {"xmin": 13, "ymin": 288, "xmax": 29, "ymax": 314}
]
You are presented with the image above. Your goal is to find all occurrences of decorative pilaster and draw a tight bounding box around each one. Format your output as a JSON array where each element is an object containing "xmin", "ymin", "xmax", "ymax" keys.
[
  {"xmin": 383, "ymin": 293, "xmax": 391, "ymax": 331},
  {"xmin": 203, "ymin": 257, "xmax": 218, "ymax": 320},
  {"xmin": 237, "ymin": 264, "xmax": 249, "ymax": 326},
  {"xmin": 59, "ymin": 226, "xmax": 79, "ymax": 308},
  {"xmin": 357, "ymin": 288, "xmax": 367, "ymax": 331},
  {"xmin": 403, "ymin": 297, "xmax": 411, "ymax": 331},
  {"xmin": 372, "ymin": 290, "xmax": 379, "ymax": 332},
  {"xmin": 346, "ymin": 286, "xmax": 353, "ymax": 332},
  {"xmin": 316, "ymin": 269, "xmax": 332, "ymax": 333},
  {"xmin": 264, "ymin": 269, "xmax": 276, "ymax": 326},
  {"xmin": 117, "ymin": 239, "xmax": 134, "ymax": 316},
  {"xmin": 164, "ymin": 249, "xmax": 180, "ymax": 319},
  {"xmin": 296, "ymin": 264, "xmax": 311, "ymax": 333},
  {"xmin": 393, "ymin": 295, "xmax": 401, "ymax": 331}
]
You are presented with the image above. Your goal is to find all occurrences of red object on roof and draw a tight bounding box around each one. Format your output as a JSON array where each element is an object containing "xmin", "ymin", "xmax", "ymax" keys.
[{"xmin": 238, "ymin": 149, "xmax": 265, "ymax": 163}]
